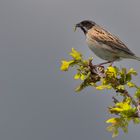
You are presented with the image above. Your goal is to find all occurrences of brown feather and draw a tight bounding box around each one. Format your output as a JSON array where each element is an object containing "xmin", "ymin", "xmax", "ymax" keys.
[{"xmin": 88, "ymin": 25, "xmax": 135, "ymax": 56}]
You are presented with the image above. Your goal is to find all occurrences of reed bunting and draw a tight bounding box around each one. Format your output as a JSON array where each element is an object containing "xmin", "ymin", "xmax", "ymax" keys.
[{"xmin": 75, "ymin": 20, "xmax": 140, "ymax": 65}]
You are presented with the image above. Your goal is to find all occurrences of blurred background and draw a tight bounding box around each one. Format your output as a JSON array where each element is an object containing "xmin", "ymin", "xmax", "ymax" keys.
[{"xmin": 0, "ymin": 0, "xmax": 140, "ymax": 139}]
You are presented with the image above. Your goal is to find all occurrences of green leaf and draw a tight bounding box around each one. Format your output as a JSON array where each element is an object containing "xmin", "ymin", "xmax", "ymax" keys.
[
  {"xmin": 126, "ymin": 74, "xmax": 132, "ymax": 81},
  {"xmin": 133, "ymin": 118, "xmax": 140, "ymax": 124},
  {"xmin": 75, "ymin": 85, "xmax": 83, "ymax": 92},
  {"xmin": 75, "ymin": 82, "xmax": 87, "ymax": 92},
  {"xmin": 120, "ymin": 68, "xmax": 127, "ymax": 84},
  {"xmin": 135, "ymin": 88, "xmax": 140, "ymax": 98}
]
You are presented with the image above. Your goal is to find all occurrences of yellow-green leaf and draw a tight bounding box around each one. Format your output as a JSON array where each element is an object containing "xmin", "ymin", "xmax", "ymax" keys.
[
  {"xmin": 106, "ymin": 66, "xmax": 118, "ymax": 77},
  {"xmin": 80, "ymin": 74, "xmax": 85, "ymax": 80},
  {"xmin": 69, "ymin": 48, "xmax": 82, "ymax": 60},
  {"xmin": 133, "ymin": 118, "xmax": 140, "ymax": 124},
  {"xmin": 96, "ymin": 85, "xmax": 112, "ymax": 90},
  {"xmin": 115, "ymin": 102, "xmax": 131, "ymax": 111},
  {"xmin": 112, "ymin": 129, "xmax": 119, "ymax": 138},
  {"xmin": 127, "ymin": 82, "xmax": 135, "ymax": 88},
  {"xmin": 135, "ymin": 88, "xmax": 140, "ymax": 98},
  {"xmin": 60, "ymin": 60, "xmax": 74, "ymax": 71},
  {"xmin": 109, "ymin": 107, "xmax": 124, "ymax": 112},
  {"xmin": 128, "ymin": 68, "xmax": 137, "ymax": 76},
  {"xmin": 74, "ymin": 73, "xmax": 81, "ymax": 80},
  {"xmin": 106, "ymin": 125, "xmax": 114, "ymax": 132},
  {"xmin": 116, "ymin": 85, "xmax": 125, "ymax": 90},
  {"xmin": 106, "ymin": 118, "xmax": 118, "ymax": 124}
]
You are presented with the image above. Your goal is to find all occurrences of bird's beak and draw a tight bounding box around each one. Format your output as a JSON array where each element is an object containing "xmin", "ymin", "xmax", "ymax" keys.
[{"xmin": 74, "ymin": 23, "xmax": 81, "ymax": 32}]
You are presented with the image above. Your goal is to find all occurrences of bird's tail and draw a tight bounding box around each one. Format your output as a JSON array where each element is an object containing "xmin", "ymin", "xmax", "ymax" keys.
[{"xmin": 132, "ymin": 56, "xmax": 140, "ymax": 61}]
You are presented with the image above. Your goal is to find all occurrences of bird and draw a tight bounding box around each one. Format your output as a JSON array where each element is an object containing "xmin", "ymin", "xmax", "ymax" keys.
[{"xmin": 75, "ymin": 20, "xmax": 140, "ymax": 65}]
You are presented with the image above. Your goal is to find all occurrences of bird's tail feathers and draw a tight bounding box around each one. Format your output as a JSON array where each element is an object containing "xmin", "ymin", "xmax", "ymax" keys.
[{"xmin": 132, "ymin": 56, "xmax": 140, "ymax": 61}]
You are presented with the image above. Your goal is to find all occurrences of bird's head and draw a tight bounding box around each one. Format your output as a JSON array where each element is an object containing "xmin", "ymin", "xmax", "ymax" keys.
[{"xmin": 75, "ymin": 20, "xmax": 96, "ymax": 34}]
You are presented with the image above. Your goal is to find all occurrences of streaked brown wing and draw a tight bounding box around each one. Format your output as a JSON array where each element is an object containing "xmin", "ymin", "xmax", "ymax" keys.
[{"xmin": 89, "ymin": 26, "xmax": 135, "ymax": 56}]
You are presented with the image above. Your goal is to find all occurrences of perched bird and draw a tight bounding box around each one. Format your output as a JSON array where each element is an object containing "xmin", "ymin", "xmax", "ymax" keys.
[{"xmin": 75, "ymin": 20, "xmax": 140, "ymax": 65}]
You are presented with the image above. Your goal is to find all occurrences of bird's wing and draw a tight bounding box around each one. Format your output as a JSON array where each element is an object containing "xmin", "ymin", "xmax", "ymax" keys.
[{"xmin": 89, "ymin": 25, "xmax": 135, "ymax": 56}]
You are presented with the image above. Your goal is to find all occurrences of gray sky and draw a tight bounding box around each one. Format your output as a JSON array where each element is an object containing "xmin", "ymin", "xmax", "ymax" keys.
[{"xmin": 0, "ymin": 0, "xmax": 140, "ymax": 140}]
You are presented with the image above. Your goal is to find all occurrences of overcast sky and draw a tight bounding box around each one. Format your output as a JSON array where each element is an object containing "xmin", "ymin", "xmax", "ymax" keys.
[{"xmin": 0, "ymin": 0, "xmax": 140, "ymax": 140}]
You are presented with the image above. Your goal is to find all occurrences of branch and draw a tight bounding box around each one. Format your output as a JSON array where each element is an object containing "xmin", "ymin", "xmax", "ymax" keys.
[{"xmin": 60, "ymin": 48, "xmax": 140, "ymax": 137}]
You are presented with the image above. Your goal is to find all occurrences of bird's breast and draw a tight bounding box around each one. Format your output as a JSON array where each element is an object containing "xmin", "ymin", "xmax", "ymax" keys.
[{"xmin": 85, "ymin": 34, "xmax": 119, "ymax": 61}]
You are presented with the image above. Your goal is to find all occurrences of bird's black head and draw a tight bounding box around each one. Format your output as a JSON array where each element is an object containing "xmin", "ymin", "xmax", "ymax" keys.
[{"xmin": 76, "ymin": 20, "xmax": 96, "ymax": 34}]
